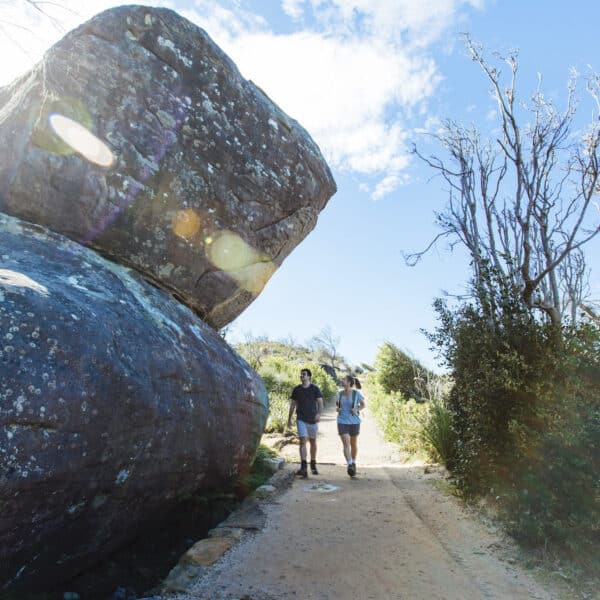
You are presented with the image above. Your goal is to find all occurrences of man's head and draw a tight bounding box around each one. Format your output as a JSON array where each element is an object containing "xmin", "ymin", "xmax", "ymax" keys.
[{"xmin": 300, "ymin": 368, "xmax": 312, "ymax": 385}]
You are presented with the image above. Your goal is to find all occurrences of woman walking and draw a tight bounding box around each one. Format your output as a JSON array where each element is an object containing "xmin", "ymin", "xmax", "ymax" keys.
[{"xmin": 336, "ymin": 375, "xmax": 366, "ymax": 477}]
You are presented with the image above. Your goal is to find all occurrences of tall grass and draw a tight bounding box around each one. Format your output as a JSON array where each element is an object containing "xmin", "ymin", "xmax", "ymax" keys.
[
  {"xmin": 366, "ymin": 377, "xmax": 455, "ymax": 465},
  {"xmin": 420, "ymin": 396, "xmax": 455, "ymax": 466}
]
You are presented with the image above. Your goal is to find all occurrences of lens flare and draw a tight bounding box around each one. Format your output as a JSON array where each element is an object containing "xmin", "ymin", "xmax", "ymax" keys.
[
  {"xmin": 207, "ymin": 231, "xmax": 275, "ymax": 295},
  {"xmin": 49, "ymin": 114, "xmax": 114, "ymax": 167},
  {"xmin": 172, "ymin": 209, "xmax": 202, "ymax": 239},
  {"xmin": 230, "ymin": 261, "xmax": 277, "ymax": 295},
  {"xmin": 208, "ymin": 231, "xmax": 261, "ymax": 271}
]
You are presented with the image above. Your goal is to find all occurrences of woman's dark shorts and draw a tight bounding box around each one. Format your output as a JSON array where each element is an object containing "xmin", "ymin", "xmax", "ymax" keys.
[{"xmin": 338, "ymin": 423, "xmax": 360, "ymax": 436}]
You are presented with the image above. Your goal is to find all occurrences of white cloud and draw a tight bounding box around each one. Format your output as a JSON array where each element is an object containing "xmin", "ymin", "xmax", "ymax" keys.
[
  {"xmin": 0, "ymin": 0, "xmax": 483, "ymax": 199},
  {"xmin": 282, "ymin": 0, "xmax": 306, "ymax": 19},
  {"xmin": 181, "ymin": 0, "xmax": 481, "ymax": 198},
  {"xmin": 372, "ymin": 174, "xmax": 402, "ymax": 200}
]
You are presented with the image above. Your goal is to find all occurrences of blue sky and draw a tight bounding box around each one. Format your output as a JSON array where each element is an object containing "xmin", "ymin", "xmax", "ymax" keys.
[{"xmin": 2, "ymin": 0, "xmax": 599, "ymax": 370}]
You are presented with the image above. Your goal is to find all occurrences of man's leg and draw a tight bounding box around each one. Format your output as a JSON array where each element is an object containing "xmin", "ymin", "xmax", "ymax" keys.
[
  {"xmin": 296, "ymin": 420, "xmax": 309, "ymax": 477},
  {"xmin": 296, "ymin": 437, "xmax": 308, "ymax": 477},
  {"xmin": 309, "ymin": 437, "xmax": 318, "ymax": 474},
  {"xmin": 299, "ymin": 436, "xmax": 308, "ymax": 461}
]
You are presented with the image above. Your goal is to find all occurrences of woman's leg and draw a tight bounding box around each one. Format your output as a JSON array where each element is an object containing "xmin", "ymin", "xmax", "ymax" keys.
[
  {"xmin": 350, "ymin": 435, "xmax": 358, "ymax": 463},
  {"xmin": 339, "ymin": 433, "xmax": 351, "ymax": 464}
]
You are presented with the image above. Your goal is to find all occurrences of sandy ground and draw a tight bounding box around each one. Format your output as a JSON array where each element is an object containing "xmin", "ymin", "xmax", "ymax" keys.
[{"xmin": 170, "ymin": 405, "xmax": 570, "ymax": 600}]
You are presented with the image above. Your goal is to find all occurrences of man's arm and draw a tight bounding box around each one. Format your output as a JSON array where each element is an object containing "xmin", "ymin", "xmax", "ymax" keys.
[
  {"xmin": 315, "ymin": 397, "xmax": 324, "ymax": 422},
  {"xmin": 286, "ymin": 398, "xmax": 297, "ymax": 429}
]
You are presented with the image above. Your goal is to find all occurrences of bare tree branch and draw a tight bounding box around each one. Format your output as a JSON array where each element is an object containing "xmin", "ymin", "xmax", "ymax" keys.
[{"xmin": 409, "ymin": 36, "xmax": 600, "ymax": 325}]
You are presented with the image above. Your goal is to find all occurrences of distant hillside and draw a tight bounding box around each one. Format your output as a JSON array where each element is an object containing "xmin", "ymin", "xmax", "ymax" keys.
[{"xmin": 233, "ymin": 339, "xmax": 371, "ymax": 379}]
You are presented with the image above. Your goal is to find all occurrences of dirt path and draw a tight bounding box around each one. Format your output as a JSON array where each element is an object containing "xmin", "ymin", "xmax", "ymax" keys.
[{"xmin": 170, "ymin": 405, "xmax": 567, "ymax": 600}]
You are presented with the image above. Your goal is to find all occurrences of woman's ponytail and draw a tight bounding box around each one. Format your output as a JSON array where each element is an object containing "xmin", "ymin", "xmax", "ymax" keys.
[{"xmin": 353, "ymin": 377, "xmax": 362, "ymax": 390}]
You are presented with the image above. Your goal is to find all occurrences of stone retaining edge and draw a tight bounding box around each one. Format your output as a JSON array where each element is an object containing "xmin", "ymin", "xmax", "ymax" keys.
[{"xmin": 153, "ymin": 459, "xmax": 295, "ymax": 597}]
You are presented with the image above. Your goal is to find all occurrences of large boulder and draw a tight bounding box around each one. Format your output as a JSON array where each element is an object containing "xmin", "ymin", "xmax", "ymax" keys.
[
  {"xmin": 0, "ymin": 214, "xmax": 268, "ymax": 592},
  {"xmin": 0, "ymin": 5, "xmax": 336, "ymax": 329}
]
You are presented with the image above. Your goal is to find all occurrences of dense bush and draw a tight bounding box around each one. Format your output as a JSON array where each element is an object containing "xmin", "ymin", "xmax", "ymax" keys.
[
  {"xmin": 420, "ymin": 396, "xmax": 456, "ymax": 466},
  {"xmin": 429, "ymin": 280, "xmax": 600, "ymax": 556},
  {"xmin": 373, "ymin": 341, "xmax": 427, "ymax": 399}
]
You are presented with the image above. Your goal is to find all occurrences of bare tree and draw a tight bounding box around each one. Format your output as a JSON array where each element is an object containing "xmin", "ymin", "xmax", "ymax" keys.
[
  {"xmin": 240, "ymin": 330, "xmax": 268, "ymax": 370},
  {"xmin": 310, "ymin": 325, "xmax": 342, "ymax": 373},
  {"xmin": 408, "ymin": 36, "xmax": 600, "ymax": 325},
  {"xmin": 0, "ymin": 1, "xmax": 75, "ymax": 53}
]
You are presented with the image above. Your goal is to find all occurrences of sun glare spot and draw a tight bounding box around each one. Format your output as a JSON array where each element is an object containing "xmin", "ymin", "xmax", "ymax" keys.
[
  {"xmin": 172, "ymin": 209, "xmax": 201, "ymax": 239},
  {"xmin": 49, "ymin": 114, "xmax": 114, "ymax": 167},
  {"xmin": 208, "ymin": 231, "xmax": 261, "ymax": 271},
  {"xmin": 233, "ymin": 261, "xmax": 277, "ymax": 295},
  {"xmin": 206, "ymin": 231, "xmax": 276, "ymax": 295}
]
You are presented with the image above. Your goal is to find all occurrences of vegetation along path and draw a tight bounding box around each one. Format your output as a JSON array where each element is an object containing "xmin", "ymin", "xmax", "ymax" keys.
[{"xmin": 167, "ymin": 405, "xmax": 566, "ymax": 600}]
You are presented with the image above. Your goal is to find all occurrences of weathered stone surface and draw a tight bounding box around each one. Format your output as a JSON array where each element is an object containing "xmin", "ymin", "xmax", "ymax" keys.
[
  {"xmin": 0, "ymin": 214, "xmax": 268, "ymax": 592},
  {"xmin": 0, "ymin": 5, "xmax": 336, "ymax": 329},
  {"xmin": 182, "ymin": 537, "xmax": 236, "ymax": 566},
  {"xmin": 208, "ymin": 526, "xmax": 245, "ymax": 541}
]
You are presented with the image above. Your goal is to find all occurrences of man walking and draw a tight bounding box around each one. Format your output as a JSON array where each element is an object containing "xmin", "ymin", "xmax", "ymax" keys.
[{"xmin": 287, "ymin": 368, "xmax": 323, "ymax": 478}]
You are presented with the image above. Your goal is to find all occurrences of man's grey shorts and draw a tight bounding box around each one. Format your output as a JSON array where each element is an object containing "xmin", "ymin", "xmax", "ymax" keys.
[{"xmin": 297, "ymin": 420, "xmax": 318, "ymax": 439}]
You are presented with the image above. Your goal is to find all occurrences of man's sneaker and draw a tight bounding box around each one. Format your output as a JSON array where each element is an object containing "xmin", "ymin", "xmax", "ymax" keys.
[
  {"xmin": 348, "ymin": 463, "xmax": 356, "ymax": 477},
  {"xmin": 310, "ymin": 461, "xmax": 318, "ymax": 475},
  {"xmin": 296, "ymin": 462, "xmax": 308, "ymax": 478}
]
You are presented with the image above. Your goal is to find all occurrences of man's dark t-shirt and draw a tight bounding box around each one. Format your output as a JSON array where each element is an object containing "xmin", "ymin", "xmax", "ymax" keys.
[{"xmin": 291, "ymin": 383, "xmax": 322, "ymax": 424}]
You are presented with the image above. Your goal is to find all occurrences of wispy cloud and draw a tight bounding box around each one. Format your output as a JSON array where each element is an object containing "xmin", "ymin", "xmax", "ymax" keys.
[{"xmin": 0, "ymin": 0, "xmax": 483, "ymax": 198}]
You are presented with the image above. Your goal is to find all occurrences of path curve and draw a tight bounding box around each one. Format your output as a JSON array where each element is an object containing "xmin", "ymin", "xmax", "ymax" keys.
[{"xmin": 170, "ymin": 404, "xmax": 565, "ymax": 600}]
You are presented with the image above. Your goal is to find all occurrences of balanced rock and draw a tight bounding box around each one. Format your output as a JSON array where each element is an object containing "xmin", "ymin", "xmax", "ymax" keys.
[
  {"xmin": 0, "ymin": 214, "xmax": 268, "ymax": 592},
  {"xmin": 0, "ymin": 5, "xmax": 336, "ymax": 329}
]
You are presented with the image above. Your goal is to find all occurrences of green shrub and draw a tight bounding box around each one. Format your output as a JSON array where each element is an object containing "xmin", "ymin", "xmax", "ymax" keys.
[
  {"xmin": 429, "ymin": 275, "xmax": 600, "ymax": 560},
  {"xmin": 235, "ymin": 444, "xmax": 279, "ymax": 495},
  {"xmin": 366, "ymin": 379, "xmax": 430, "ymax": 456},
  {"xmin": 420, "ymin": 396, "xmax": 456, "ymax": 466},
  {"xmin": 374, "ymin": 342, "xmax": 426, "ymax": 399}
]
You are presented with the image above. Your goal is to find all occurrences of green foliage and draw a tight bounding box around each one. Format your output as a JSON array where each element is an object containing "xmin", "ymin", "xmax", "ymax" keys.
[
  {"xmin": 428, "ymin": 270, "xmax": 600, "ymax": 560},
  {"xmin": 366, "ymin": 374, "xmax": 456, "ymax": 465},
  {"xmin": 420, "ymin": 396, "xmax": 456, "ymax": 466},
  {"xmin": 374, "ymin": 341, "xmax": 429, "ymax": 399},
  {"xmin": 236, "ymin": 339, "xmax": 315, "ymax": 369},
  {"xmin": 235, "ymin": 339, "xmax": 352, "ymax": 374},
  {"xmin": 257, "ymin": 356, "xmax": 337, "ymax": 433},
  {"xmin": 366, "ymin": 378, "xmax": 430, "ymax": 457},
  {"xmin": 238, "ymin": 444, "xmax": 279, "ymax": 493}
]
